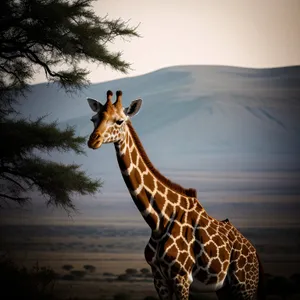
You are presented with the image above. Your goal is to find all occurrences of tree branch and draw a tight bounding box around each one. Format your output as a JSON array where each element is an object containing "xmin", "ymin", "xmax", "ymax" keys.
[
  {"xmin": 0, "ymin": 193, "xmax": 29, "ymax": 202},
  {"xmin": 0, "ymin": 174, "xmax": 26, "ymax": 191}
]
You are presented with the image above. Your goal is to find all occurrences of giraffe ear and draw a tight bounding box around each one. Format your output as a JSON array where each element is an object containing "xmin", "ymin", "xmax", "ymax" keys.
[
  {"xmin": 87, "ymin": 98, "xmax": 103, "ymax": 112},
  {"xmin": 124, "ymin": 99, "xmax": 142, "ymax": 118}
]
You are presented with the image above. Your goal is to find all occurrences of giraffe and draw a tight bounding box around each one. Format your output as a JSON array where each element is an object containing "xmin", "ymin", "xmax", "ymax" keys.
[{"xmin": 86, "ymin": 90, "xmax": 266, "ymax": 300}]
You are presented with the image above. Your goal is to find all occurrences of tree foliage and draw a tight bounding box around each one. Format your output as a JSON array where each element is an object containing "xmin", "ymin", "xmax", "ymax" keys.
[
  {"xmin": 0, "ymin": 0, "xmax": 139, "ymax": 210},
  {"xmin": 125, "ymin": 268, "xmax": 138, "ymax": 275},
  {"xmin": 140, "ymin": 267, "xmax": 150, "ymax": 275},
  {"xmin": 83, "ymin": 264, "xmax": 96, "ymax": 273},
  {"xmin": 61, "ymin": 264, "xmax": 74, "ymax": 271}
]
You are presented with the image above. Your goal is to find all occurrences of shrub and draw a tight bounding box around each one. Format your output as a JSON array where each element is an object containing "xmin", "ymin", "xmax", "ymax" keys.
[
  {"xmin": 83, "ymin": 264, "xmax": 96, "ymax": 273},
  {"xmin": 125, "ymin": 268, "xmax": 138, "ymax": 275},
  {"xmin": 62, "ymin": 264, "xmax": 74, "ymax": 271},
  {"xmin": 117, "ymin": 273, "xmax": 131, "ymax": 281},
  {"xmin": 140, "ymin": 268, "xmax": 150, "ymax": 275}
]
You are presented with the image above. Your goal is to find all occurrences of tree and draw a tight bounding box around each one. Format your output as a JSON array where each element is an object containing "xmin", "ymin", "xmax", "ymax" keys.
[
  {"xmin": 83, "ymin": 264, "xmax": 96, "ymax": 273},
  {"xmin": 117, "ymin": 273, "xmax": 130, "ymax": 281},
  {"xmin": 125, "ymin": 268, "xmax": 138, "ymax": 276},
  {"xmin": 0, "ymin": 0, "xmax": 139, "ymax": 210},
  {"xmin": 140, "ymin": 267, "xmax": 150, "ymax": 275},
  {"xmin": 61, "ymin": 264, "xmax": 74, "ymax": 271}
]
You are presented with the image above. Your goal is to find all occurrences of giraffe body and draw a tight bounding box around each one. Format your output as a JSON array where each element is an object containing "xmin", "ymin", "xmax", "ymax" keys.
[{"xmin": 86, "ymin": 90, "xmax": 265, "ymax": 300}]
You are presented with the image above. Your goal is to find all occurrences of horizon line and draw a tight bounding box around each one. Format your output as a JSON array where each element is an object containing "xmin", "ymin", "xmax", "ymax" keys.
[{"xmin": 30, "ymin": 63, "xmax": 300, "ymax": 87}]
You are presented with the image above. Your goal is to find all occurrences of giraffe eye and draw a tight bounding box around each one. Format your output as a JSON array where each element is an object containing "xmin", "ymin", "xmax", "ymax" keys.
[{"xmin": 116, "ymin": 120, "xmax": 124, "ymax": 125}]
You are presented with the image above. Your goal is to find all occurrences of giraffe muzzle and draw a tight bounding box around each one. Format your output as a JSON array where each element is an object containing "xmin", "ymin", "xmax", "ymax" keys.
[{"xmin": 88, "ymin": 133, "xmax": 103, "ymax": 149}]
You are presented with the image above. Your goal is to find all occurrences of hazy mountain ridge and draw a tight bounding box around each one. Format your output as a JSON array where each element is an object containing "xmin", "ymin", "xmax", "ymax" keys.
[
  {"xmin": 14, "ymin": 65, "xmax": 300, "ymax": 205},
  {"xmin": 21, "ymin": 65, "xmax": 300, "ymax": 120}
]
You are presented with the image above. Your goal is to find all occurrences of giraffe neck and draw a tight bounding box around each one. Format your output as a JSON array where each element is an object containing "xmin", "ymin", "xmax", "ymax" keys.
[{"xmin": 114, "ymin": 121, "xmax": 200, "ymax": 232}]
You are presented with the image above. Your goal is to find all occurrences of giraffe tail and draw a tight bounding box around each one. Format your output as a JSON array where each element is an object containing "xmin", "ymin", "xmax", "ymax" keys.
[{"xmin": 256, "ymin": 252, "xmax": 266, "ymax": 300}]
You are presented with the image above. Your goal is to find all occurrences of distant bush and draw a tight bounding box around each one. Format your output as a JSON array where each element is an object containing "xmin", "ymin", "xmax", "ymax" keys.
[
  {"xmin": 117, "ymin": 273, "xmax": 131, "ymax": 281},
  {"xmin": 83, "ymin": 264, "xmax": 96, "ymax": 273},
  {"xmin": 125, "ymin": 268, "xmax": 138, "ymax": 275},
  {"xmin": 140, "ymin": 268, "xmax": 150, "ymax": 275},
  {"xmin": 62, "ymin": 264, "xmax": 74, "ymax": 271}
]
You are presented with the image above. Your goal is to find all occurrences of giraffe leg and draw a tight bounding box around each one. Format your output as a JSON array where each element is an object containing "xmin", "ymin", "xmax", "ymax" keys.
[
  {"xmin": 150, "ymin": 265, "xmax": 173, "ymax": 300},
  {"xmin": 172, "ymin": 274, "xmax": 191, "ymax": 300},
  {"xmin": 153, "ymin": 277, "xmax": 173, "ymax": 300}
]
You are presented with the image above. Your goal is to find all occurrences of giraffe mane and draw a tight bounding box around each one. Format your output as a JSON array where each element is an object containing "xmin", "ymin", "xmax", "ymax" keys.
[{"xmin": 126, "ymin": 122, "xmax": 197, "ymax": 198}]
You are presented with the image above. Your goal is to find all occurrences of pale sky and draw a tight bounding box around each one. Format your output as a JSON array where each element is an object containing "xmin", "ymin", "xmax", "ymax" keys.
[{"xmin": 34, "ymin": 0, "xmax": 300, "ymax": 84}]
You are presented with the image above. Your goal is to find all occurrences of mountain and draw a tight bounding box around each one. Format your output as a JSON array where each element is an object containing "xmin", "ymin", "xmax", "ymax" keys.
[{"xmin": 14, "ymin": 65, "xmax": 300, "ymax": 206}]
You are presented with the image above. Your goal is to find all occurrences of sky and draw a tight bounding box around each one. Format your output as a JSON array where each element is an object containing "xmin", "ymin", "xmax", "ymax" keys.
[{"xmin": 34, "ymin": 0, "xmax": 300, "ymax": 83}]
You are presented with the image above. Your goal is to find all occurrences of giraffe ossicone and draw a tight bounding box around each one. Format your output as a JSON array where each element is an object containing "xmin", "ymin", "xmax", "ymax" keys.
[{"xmin": 86, "ymin": 90, "xmax": 266, "ymax": 300}]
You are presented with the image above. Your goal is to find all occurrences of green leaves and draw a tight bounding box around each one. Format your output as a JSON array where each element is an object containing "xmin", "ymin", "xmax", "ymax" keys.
[
  {"xmin": 0, "ymin": 0, "xmax": 140, "ymax": 98},
  {"xmin": 0, "ymin": 116, "xmax": 102, "ymax": 210},
  {"xmin": 18, "ymin": 156, "xmax": 102, "ymax": 211},
  {"xmin": 1, "ymin": 117, "xmax": 85, "ymax": 156},
  {"xmin": 0, "ymin": 0, "xmax": 138, "ymax": 210}
]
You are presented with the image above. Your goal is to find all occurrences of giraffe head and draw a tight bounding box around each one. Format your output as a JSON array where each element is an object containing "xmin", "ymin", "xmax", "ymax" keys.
[{"xmin": 87, "ymin": 90, "xmax": 142, "ymax": 149}]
